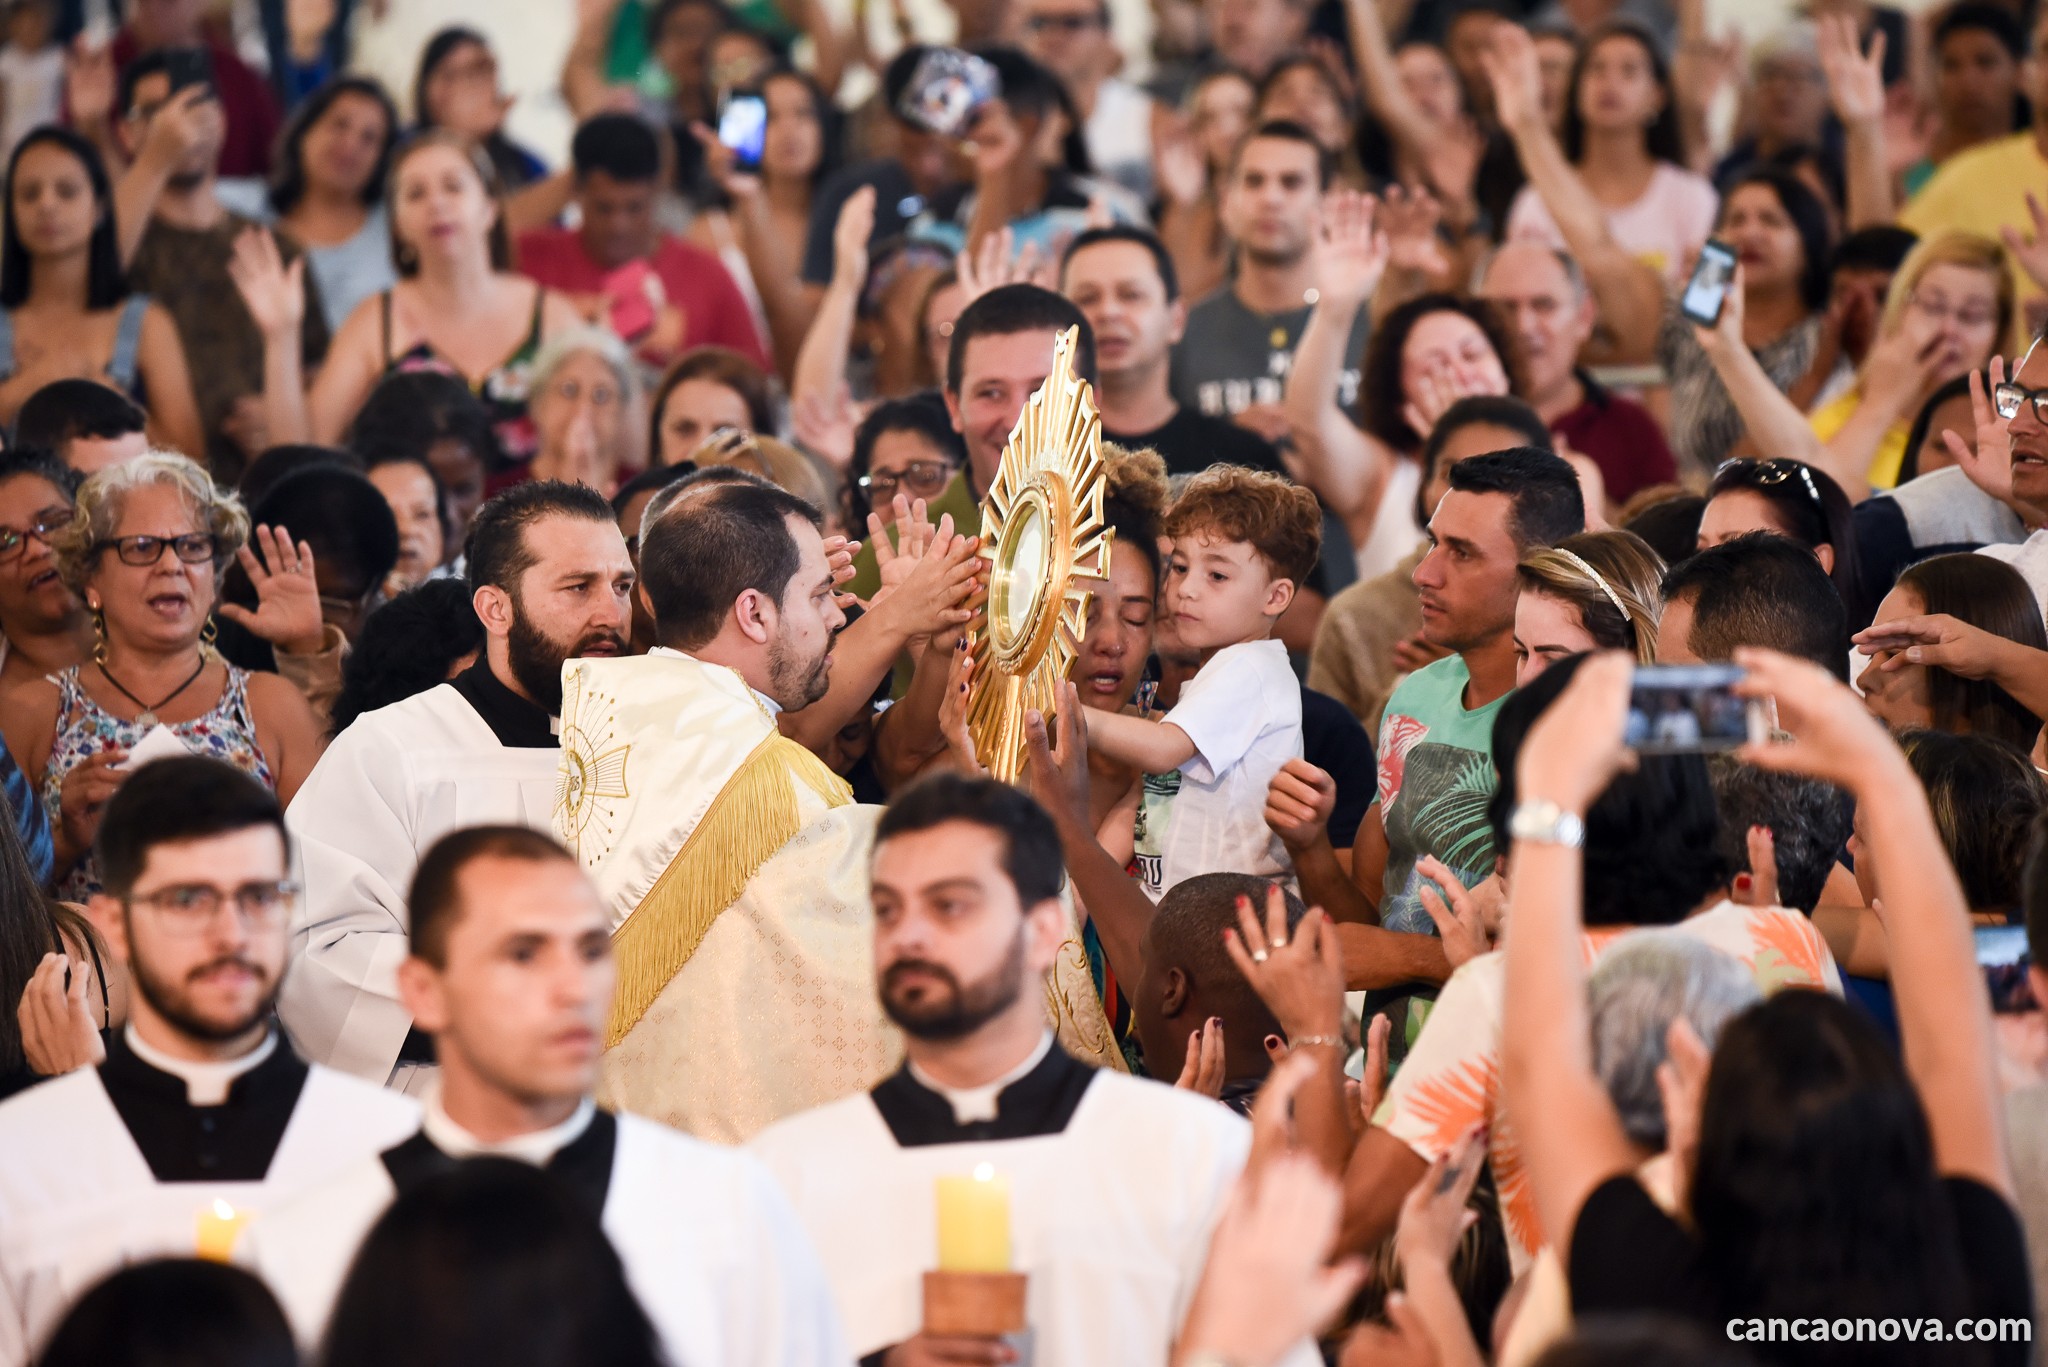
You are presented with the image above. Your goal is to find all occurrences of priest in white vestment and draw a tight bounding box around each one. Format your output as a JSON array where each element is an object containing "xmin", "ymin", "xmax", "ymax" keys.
[
  {"xmin": 751, "ymin": 774, "xmax": 1317, "ymax": 1367},
  {"xmin": 280, "ymin": 484, "xmax": 635, "ymax": 1090},
  {"xmin": 248, "ymin": 825, "xmax": 848, "ymax": 1367},
  {"xmin": 559, "ymin": 477, "xmax": 1122, "ymax": 1142},
  {"xmin": 0, "ymin": 759, "xmax": 418, "ymax": 1367}
]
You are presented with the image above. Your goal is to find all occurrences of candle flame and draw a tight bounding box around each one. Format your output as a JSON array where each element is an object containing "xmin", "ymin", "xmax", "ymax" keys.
[
  {"xmin": 972, "ymin": 1162, "xmax": 995, "ymax": 1182},
  {"xmin": 211, "ymin": 1199, "xmax": 235, "ymax": 1220}
]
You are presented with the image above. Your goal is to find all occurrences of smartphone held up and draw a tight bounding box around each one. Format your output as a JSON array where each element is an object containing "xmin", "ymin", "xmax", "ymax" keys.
[
  {"xmin": 1681, "ymin": 239, "xmax": 1739, "ymax": 328},
  {"xmin": 1625, "ymin": 664, "xmax": 1766, "ymax": 755}
]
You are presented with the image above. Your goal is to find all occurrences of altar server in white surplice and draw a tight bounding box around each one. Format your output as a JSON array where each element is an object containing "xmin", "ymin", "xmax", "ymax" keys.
[
  {"xmin": 0, "ymin": 759, "xmax": 418, "ymax": 1367},
  {"xmin": 280, "ymin": 483, "xmax": 635, "ymax": 1093},
  {"xmin": 248, "ymin": 825, "xmax": 848, "ymax": 1367},
  {"xmin": 751, "ymin": 776, "xmax": 1318, "ymax": 1367}
]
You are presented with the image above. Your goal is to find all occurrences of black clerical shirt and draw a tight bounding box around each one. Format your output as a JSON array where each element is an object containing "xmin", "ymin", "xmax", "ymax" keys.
[
  {"xmin": 450, "ymin": 662, "xmax": 557, "ymax": 749},
  {"xmin": 869, "ymin": 1045, "xmax": 1097, "ymax": 1148},
  {"xmin": 99, "ymin": 1030, "xmax": 310, "ymax": 1183}
]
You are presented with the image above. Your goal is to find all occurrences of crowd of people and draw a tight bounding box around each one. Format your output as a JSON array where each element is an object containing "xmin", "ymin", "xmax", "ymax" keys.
[{"xmin": 0, "ymin": 0, "xmax": 2046, "ymax": 1362}]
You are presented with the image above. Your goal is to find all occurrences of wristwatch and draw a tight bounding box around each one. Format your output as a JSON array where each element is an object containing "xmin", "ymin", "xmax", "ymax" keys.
[{"xmin": 1508, "ymin": 799, "xmax": 1585, "ymax": 848}]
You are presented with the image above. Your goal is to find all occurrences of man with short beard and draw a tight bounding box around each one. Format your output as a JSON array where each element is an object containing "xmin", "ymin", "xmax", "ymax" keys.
[
  {"xmin": 750, "ymin": 775, "xmax": 1317, "ymax": 1367},
  {"xmin": 558, "ymin": 475, "xmax": 998, "ymax": 1140},
  {"xmin": 282, "ymin": 482, "xmax": 634, "ymax": 1096},
  {"xmin": 0, "ymin": 758, "xmax": 418, "ymax": 1367}
]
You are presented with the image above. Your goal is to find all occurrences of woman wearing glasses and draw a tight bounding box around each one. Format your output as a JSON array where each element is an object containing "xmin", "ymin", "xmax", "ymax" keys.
[
  {"xmin": 0, "ymin": 447, "xmax": 89, "ymax": 695},
  {"xmin": 0, "ymin": 454, "xmax": 325, "ymax": 899},
  {"xmin": 843, "ymin": 393, "xmax": 964, "ymax": 530},
  {"xmin": 1804, "ymin": 231, "xmax": 2013, "ymax": 493},
  {"xmin": 526, "ymin": 328, "xmax": 638, "ymax": 493}
]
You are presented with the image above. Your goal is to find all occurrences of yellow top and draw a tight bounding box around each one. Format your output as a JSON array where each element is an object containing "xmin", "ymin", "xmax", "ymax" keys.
[
  {"xmin": 1899, "ymin": 131, "xmax": 2048, "ymax": 352},
  {"xmin": 1808, "ymin": 389, "xmax": 1909, "ymax": 491}
]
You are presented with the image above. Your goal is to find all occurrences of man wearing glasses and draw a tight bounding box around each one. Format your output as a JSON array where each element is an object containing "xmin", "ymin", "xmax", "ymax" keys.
[
  {"xmin": 1979, "ymin": 345, "xmax": 2048, "ymax": 617},
  {"xmin": 0, "ymin": 757, "xmax": 418, "ymax": 1367}
]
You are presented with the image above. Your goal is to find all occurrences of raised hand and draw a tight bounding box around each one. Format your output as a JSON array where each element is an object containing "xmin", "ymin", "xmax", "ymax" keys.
[
  {"xmin": 936, "ymin": 640, "xmax": 985, "ymax": 775},
  {"xmin": 1022, "ymin": 681, "xmax": 1090, "ymax": 826},
  {"xmin": 956, "ymin": 226, "xmax": 1050, "ymax": 305},
  {"xmin": 1480, "ymin": 20, "xmax": 1545, "ymax": 136},
  {"xmin": 1381, "ymin": 184, "xmax": 1450, "ymax": 280},
  {"xmin": 865, "ymin": 494, "xmax": 935, "ymax": 608},
  {"xmin": 1394, "ymin": 1122, "xmax": 1485, "ymax": 1273},
  {"xmin": 2000, "ymin": 193, "xmax": 2048, "ymax": 295},
  {"xmin": 831, "ymin": 186, "xmax": 876, "ymax": 291},
  {"xmin": 227, "ymin": 228, "xmax": 307, "ymax": 342},
  {"xmin": 689, "ymin": 121, "xmax": 763, "ymax": 201},
  {"xmin": 1153, "ymin": 126, "xmax": 1206, "ymax": 208},
  {"xmin": 1315, "ymin": 190, "xmax": 1390, "ymax": 308},
  {"xmin": 1817, "ymin": 13, "xmax": 1885, "ymax": 128},
  {"xmin": 1174, "ymin": 1017, "xmax": 1226, "ymax": 1097},
  {"xmin": 821, "ymin": 532, "xmax": 860, "ymax": 610},
  {"xmin": 1732, "ymin": 647, "xmax": 1904, "ymax": 794},
  {"xmin": 141, "ymin": 83, "xmax": 225, "ymax": 169},
  {"xmin": 1223, "ymin": 886, "xmax": 1346, "ymax": 1046},
  {"xmin": 880, "ymin": 520, "xmax": 983, "ymax": 642},
  {"xmin": 1733, "ymin": 824, "xmax": 1780, "ymax": 907},
  {"xmin": 1692, "ymin": 260, "xmax": 1749, "ymax": 356},
  {"xmin": 63, "ymin": 36, "xmax": 115, "ymax": 131},
  {"xmin": 1941, "ymin": 359, "xmax": 2015, "ymax": 504},
  {"xmin": 217, "ymin": 525, "xmax": 326, "ymax": 656},
  {"xmin": 791, "ymin": 384, "xmax": 861, "ymax": 470}
]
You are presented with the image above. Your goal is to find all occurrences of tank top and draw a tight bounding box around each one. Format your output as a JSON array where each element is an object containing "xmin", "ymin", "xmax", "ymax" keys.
[
  {"xmin": 379, "ymin": 283, "xmax": 548, "ymax": 480},
  {"xmin": 0, "ymin": 295, "xmax": 150, "ymax": 397},
  {"xmin": 40, "ymin": 662, "xmax": 275, "ymax": 901}
]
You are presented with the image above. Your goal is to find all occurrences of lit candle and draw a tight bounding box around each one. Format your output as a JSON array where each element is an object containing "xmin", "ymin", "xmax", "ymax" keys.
[
  {"xmin": 195, "ymin": 1199, "xmax": 249, "ymax": 1262},
  {"xmin": 935, "ymin": 1164, "xmax": 1011, "ymax": 1272}
]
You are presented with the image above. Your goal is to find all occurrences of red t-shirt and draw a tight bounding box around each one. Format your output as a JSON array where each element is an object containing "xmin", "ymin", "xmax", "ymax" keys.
[
  {"xmin": 1551, "ymin": 376, "xmax": 1680, "ymax": 505},
  {"xmin": 110, "ymin": 32, "xmax": 280, "ymax": 180},
  {"xmin": 514, "ymin": 228, "xmax": 770, "ymax": 372}
]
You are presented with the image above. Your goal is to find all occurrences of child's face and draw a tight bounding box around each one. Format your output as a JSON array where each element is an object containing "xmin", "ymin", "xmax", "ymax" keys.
[{"xmin": 1163, "ymin": 530, "xmax": 1290, "ymax": 651}]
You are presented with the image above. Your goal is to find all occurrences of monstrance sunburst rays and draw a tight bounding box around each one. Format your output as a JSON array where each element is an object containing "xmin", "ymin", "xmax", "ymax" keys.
[{"xmin": 966, "ymin": 326, "xmax": 1113, "ymax": 783}]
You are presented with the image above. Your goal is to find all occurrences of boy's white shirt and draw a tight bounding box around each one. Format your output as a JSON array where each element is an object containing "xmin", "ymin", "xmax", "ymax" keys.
[{"xmin": 1154, "ymin": 638, "xmax": 1302, "ymax": 895}]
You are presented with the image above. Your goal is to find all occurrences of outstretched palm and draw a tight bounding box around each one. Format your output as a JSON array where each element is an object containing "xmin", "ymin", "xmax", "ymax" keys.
[{"xmin": 1316, "ymin": 191, "xmax": 1390, "ymax": 306}]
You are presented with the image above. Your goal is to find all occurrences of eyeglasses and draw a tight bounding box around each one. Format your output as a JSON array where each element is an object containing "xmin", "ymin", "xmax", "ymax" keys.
[
  {"xmin": 1026, "ymin": 12, "xmax": 1103, "ymax": 31},
  {"xmin": 124, "ymin": 880, "xmax": 299, "ymax": 934},
  {"xmin": 1716, "ymin": 457, "xmax": 1823, "ymax": 506},
  {"xmin": 546, "ymin": 376, "xmax": 621, "ymax": 408},
  {"xmin": 859, "ymin": 460, "xmax": 956, "ymax": 500},
  {"xmin": 1907, "ymin": 292, "xmax": 1998, "ymax": 331},
  {"xmin": 0, "ymin": 505, "xmax": 72, "ymax": 560},
  {"xmin": 1994, "ymin": 380, "xmax": 2048, "ymax": 423},
  {"xmin": 94, "ymin": 533, "xmax": 221, "ymax": 567}
]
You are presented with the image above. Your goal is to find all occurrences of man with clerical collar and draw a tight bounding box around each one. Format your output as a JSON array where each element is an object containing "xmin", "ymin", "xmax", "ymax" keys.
[
  {"xmin": 0, "ymin": 758, "xmax": 418, "ymax": 1367},
  {"xmin": 281, "ymin": 481, "xmax": 635, "ymax": 1094},
  {"xmin": 749, "ymin": 775, "xmax": 1316, "ymax": 1367},
  {"xmin": 249, "ymin": 825, "xmax": 846, "ymax": 1366}
]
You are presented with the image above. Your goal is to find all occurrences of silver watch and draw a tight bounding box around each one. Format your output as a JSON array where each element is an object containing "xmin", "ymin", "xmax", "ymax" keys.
[{"xmin": 1508, "ymin": 799, "xmax": 1585, "ymax": 848}]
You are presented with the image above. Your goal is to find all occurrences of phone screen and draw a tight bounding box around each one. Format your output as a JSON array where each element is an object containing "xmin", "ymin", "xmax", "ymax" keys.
[
  {"xmin": 1977, "ymin": 924, "xmax": 2035, "ymax": 1014},
  {"xmin": 1624, "ymin": 664, "xmax": 1761, "ymax": 755},
  {"xmin": 1680, "ymin": 240, "xmax": 1738, "ymax": 327},
  {"xmin": 897, "ymin": 48, "xmax": 1001, "ymax": 139},
  {"xmin": 718, "ymin": 94, "xmax": 768, "ymax": 172}
]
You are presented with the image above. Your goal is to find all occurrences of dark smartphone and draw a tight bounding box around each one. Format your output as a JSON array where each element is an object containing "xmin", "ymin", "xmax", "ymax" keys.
[
  {"xmin": 896, "ymin": 47, "xmax": 1000, "ymax": 139},
  {"xmin": 161, "ymin": 46, "xmax": 213, "ymax": 98},
  {"xmin": 1680, "ymin": 239, "xmax": 1739, "ymax": 327},
  {"xmin": 1624, "ymin": 664, "xmax": 1765, "ymax": 756},
  {"xmin": 717, "ymin": 92, "xmax": 767, "ymax": 173},
  {"xmin": 1978, "ymin": 923, "xmax": 2034, "ymax": 1014}
]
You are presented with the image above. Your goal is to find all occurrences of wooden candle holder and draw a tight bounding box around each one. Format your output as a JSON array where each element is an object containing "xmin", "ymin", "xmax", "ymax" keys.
[{"xmin": 923, "ymin": 1270, "xmax": 1028, "ymax": 1337}]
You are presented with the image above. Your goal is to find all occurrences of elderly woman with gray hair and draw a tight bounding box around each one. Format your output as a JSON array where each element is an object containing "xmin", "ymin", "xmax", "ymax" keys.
[
  {"xmin": 525, "ymin": 327, "xmax": 641, "ymax": 493},
  {"xmin": 0, "ymin": 453, "xmax": 326, "ymax": 897}
]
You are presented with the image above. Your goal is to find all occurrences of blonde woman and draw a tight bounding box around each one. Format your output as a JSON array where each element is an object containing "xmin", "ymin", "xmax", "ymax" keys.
[
  {"xmin": 0, "ymin": 454, "xmax": 325, "ymax": 897},
  {"xmin": 1806, "ymin": 231, "xmax": 2014, "ymax": 493},
  {"xmin": 1512, "ymin": 529, "xmax": 1665, "ymax": 686}
]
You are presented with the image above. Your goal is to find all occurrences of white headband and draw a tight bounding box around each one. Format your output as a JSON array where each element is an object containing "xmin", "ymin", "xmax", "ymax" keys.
[{"xmin": 1552, "ymin": 547, "xmax": 1629, "ymax": 621}]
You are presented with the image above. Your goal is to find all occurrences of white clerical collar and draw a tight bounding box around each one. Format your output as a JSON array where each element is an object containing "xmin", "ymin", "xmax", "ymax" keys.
[
  {"xmin": 125, "ymin": 1024, "xmax": 277, "ymax": 1106},
  {"xmin": 649, "ymin": 646, "xmax": 782, "ymax": 716},
  {"xmin": 908, "ymin": 1031, "xmax": 1055, "ymax": 1125},
  {"xmin": 422, "ymin": 1090, "xmax": 597, "ymax": 1166}
]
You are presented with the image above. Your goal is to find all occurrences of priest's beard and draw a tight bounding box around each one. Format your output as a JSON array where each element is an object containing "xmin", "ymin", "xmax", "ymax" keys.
[
  {"xmin": 506, "ymin": 597, "xmax": 627, "ymax": 714},
  {"xmin": 126, "ymin": 941, "xmax": 277, "ymax": 1043},
  {"xmin": 879, "ymin": 930, "xmax": 1029, "ymax": 1041},
  {"xmin": 765, "ymin": 624, "xmax": 834, "ymax": 712}
]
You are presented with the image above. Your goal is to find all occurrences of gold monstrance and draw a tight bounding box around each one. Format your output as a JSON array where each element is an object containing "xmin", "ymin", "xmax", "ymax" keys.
[{"xmin": 965, "ymin": 326, "xmax": 1113, "ymax": 783}]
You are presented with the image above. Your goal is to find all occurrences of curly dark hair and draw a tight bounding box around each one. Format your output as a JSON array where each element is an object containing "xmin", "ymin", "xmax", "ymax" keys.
[
  {"xmin": 1356, "ymin": 293, "xmax": 1521, "ymax": 453},
  {"xmin": 1163, "ymin": 464, "xmax": 1323, "ymax": 585},
  {"xmin": 330, "ymin": 578, "xmax": 485, "ymax": 736}
]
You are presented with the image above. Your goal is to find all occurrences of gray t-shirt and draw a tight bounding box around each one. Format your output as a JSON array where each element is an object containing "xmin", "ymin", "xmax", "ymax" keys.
[{"xmin": 1170, "ymin": 286, "xmax": 1371, "ymax": 421}]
